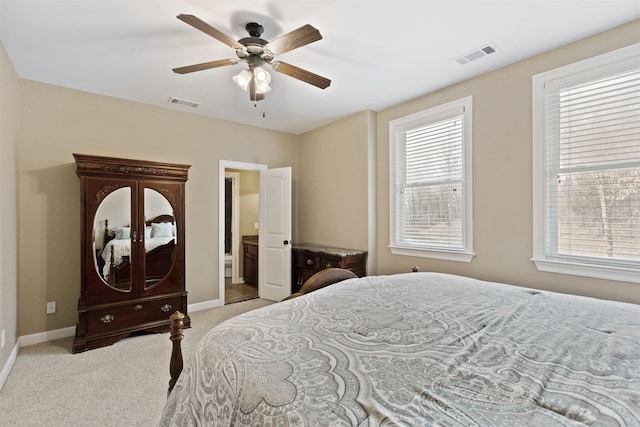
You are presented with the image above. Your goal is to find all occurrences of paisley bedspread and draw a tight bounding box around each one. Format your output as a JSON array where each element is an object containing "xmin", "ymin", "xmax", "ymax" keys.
[{"xmin": 160, "ymin": 272, "xmax": 640, "ymax": 426}]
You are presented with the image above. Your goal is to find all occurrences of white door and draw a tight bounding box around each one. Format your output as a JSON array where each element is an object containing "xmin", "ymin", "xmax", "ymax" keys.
[{"xmin": 258, "ymin": 167, "xmax": 292, "ymax": 301}]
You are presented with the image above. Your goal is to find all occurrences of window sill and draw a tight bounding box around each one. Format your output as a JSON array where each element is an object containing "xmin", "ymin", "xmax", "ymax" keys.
[
  {"xmin": 389, "ymin": 245, "xmax": 475, "ymax": 263},
  {"xmin": 532, "ymin": 257, "xmax": 640, "ymax": 284}
]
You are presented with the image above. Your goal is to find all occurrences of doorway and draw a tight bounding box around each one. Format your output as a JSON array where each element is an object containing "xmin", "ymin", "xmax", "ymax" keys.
[
  {"xmin": 223, "ymin": 170, "xmax": 259, "ymax": 304},
  {"xmin": 219, "ymin": 161, "xmax": 267, "ymax": 305}
]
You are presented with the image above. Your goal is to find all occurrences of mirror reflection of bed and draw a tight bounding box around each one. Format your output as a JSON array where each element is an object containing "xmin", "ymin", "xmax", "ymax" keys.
[{"xmin": 95, "ymin": 214, "xmax": 177, "ymax": 290}]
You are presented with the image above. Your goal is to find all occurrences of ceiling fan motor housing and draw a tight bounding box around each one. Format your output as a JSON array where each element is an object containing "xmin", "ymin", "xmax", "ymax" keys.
[
  {"xmin": 237, "ymin": 23, "xmax": 271, "ymax": 60},
  {"xmin": 245, "ymin": 22, "xmax": 264, "ymax": 38}
]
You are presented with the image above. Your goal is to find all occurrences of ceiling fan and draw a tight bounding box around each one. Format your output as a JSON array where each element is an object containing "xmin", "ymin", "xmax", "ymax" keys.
[{"xmin": 173, "ymin": 14, "xmax": 331, "ymax": 102}]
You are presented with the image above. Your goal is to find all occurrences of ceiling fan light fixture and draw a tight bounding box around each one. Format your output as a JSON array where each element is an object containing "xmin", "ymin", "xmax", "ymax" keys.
[
  {"xmin": 255, "ymin": 82, "xmax": 272, "ymax": 94},
  {"xmin": 232, "ymin": 69, "xmax": 252, "ymax": 91},
  {"xmin": 253, "ymin": 66, "xmax": 271, "ymax": 85},
  {"xmin": 252, "ymin": 66, "xmax": 271, "ymax": 95}
]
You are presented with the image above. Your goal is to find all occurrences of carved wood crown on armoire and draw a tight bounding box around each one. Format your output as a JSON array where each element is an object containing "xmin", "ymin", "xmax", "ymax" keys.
[{"xmin": 73, "ymin": 154, "xmax": 190, "ymax": 353}]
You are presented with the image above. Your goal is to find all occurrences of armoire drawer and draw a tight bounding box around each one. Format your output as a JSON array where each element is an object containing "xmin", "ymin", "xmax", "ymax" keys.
[{"xmin": 86, "ymin": 297, "xmax": 181, "ymax": 333}]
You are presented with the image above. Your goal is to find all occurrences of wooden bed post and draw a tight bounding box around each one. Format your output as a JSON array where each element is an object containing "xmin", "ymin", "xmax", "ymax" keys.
[{"xmin": 168, "ymin": 311, "xmax": 185, "ymax": 396}]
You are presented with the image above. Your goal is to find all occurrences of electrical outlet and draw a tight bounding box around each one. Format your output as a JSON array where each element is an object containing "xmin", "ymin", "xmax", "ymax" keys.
[
  {"xmin": 1, "ymin": 329, "xmax": 5, "ymax": 348},
  {"xmin": 46, "ymin": 301, "xmax": 56, "ymax": 314},
  {"xmin": 254, "ymin": 222, "xmax": 259, "ymax": 230}
]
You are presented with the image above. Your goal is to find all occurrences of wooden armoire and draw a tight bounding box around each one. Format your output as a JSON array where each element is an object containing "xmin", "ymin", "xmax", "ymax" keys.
[{"xmin": 73, "ymin": 154, "xmax": 190, "ymax": 353}]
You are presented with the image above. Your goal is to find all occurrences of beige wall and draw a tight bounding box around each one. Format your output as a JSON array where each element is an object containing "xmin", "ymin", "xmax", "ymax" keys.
[
  {"xmin": 298, "ymin": 111, "xmax": 373, "ymax": 255},
  {"xmin": 0, "ymin": 40, "xmax": 20, "ymax": 375},
  {"xmin": 18, "ymin": 81, "xmax": 298, "ymax": 336},
  {"xmin": 374, "ymin": 20, "xmax": 640, "ymax": 304}
]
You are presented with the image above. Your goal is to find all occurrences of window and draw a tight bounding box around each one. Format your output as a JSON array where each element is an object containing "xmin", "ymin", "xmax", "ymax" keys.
[
  {"xmin": 389, "ymin": 96, "xmax": 474, "ymax": 262},
  {"xmin": 532, "ymin": 43, "xmax": 640, "ymax": 283}
]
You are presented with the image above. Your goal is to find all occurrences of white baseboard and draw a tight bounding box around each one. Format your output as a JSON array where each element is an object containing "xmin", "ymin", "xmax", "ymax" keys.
[
  {"xmin": 0, "ymin": 341, "xmax": 19, "ymax": 391},
  {"xmin": 20, "ymin": 326, "xmax": 76, "ymax": 348},
  {"xmin": 188, "ymin": 299, "xmax": 221, "ymax": 312}
]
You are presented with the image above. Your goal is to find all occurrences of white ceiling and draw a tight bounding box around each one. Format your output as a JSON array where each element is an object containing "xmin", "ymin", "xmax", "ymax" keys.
[{"xmin": 1, "ymin": 1, "xmax": 638, "ymax": 135}]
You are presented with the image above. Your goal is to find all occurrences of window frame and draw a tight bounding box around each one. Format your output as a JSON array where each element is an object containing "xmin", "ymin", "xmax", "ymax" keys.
[
  {"xmin": 532, "ymin": 43, "xmax": 640, "ymax": 283},
  {"xmin": 389, "ymin": 96, "xmax": 475, "ymax": 262}
]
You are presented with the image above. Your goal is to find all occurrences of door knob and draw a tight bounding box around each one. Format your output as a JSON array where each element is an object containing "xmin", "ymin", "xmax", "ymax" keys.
[{"xmin": 283, "ymin": 240, "xmax": 291, "ymax": 245}]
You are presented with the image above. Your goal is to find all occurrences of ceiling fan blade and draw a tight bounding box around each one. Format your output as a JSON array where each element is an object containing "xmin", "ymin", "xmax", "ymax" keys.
[
  {"xmin": 177, "ymin": 14, "xmax": 244, "ymax": 49},
  {"xmin": 265, "ymin": 24, "xmax": 322, "ymax": 55},
  {"xmin": 173, "ymin": 59, "xmax": 238, "ymax": 74},
  {"xmin": 272, "ymin": 61, "xmax": 331, "ymax": 89}
]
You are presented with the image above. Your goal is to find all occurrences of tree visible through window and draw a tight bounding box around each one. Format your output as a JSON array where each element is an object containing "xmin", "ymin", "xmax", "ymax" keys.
[
  {"xmin": 556, "ymin": 170, "xmax": 639, "ymax": 261},
  {"xmin": 533, "ymin": 43, "xmax": 640, "ymax": 282}
]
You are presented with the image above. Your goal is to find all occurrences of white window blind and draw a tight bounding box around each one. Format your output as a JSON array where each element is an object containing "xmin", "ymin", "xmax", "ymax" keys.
[
  {"xmin": 533, "ymin": 43, "xmax": 640, "ymax": 282},
  {"xmin": 389, "ymin": 96, "xmax": 474, "ymax": 262}
]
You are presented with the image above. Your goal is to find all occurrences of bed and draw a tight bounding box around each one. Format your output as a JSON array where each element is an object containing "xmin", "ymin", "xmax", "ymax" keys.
[
  {"xmin": 160, "ymin": 269, "xmax": 640, "ymax": 426},
  {"xmin": 98, "ymin": 214, "xmax": 176, "ymax": 287}
]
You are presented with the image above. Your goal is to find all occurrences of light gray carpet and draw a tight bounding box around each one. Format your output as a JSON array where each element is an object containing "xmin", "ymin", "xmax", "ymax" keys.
[{"xmin": 0, "ymin": 298, "xmax": 273, "ymax": 426}]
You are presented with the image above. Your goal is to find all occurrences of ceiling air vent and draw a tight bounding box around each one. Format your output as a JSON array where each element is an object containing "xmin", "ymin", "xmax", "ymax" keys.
[
  {"xmin": 455, "ymin": 43, "xmax": 498, "ymax": 65},
  {"xmin": 168, "ymin": 97, "xmax": 200, "ymax": 108}
]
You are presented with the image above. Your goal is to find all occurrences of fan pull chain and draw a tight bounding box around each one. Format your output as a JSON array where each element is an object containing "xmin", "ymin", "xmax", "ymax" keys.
[{"xmin": 254, "ymin": 98, "xmax": 266, "ymax": 118}]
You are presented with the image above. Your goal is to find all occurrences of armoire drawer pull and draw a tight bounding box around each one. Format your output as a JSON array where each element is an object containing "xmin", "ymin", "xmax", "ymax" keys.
[
  {"xmin": 134, "ymin": 304, "xmax": 143, "ymax": 311},
  {"xmin": 100, "ymin": 314, "xmax": 115, "ymax": 324},
  {"xmin": 306, "ymin": 259, "xmax": 314, "ymax": 266},
  {"xmin": 326, "ymin": 262, "xmax": 333, "ymax": 268},
  {"xmin": 160, "ymin": 304, "xmax": 173, "ymax": 313}
]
